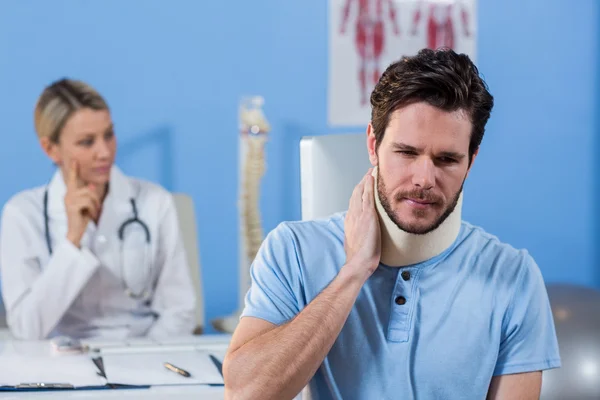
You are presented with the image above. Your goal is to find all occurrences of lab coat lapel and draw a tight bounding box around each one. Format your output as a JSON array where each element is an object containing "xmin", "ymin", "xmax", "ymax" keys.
[
  {"xmin": 96, "ymin": 167, "xmax": 145, "ymax": 300},
  {"xmin": 99, "ymin": 165, "xmax": 135, "ymax": 223},
  {"xmin": 95, "ymin": 165, "xmax": 135, "ymax": 251}
]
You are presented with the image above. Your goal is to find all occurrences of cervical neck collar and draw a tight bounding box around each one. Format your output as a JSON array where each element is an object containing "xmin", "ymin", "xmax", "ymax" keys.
[{"xmin": 372, "ymin": 167, "xmax": 463, "ymax": 267}]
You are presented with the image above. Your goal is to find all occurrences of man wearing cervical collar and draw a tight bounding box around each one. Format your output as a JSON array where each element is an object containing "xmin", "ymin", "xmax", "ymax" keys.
[{"xmin": 223, "ymin": 49, "xmax": 561, "ymax": 400}]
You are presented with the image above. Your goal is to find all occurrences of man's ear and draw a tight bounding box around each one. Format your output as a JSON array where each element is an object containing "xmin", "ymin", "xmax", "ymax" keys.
[
  {"xmin": 367, "ymin": 123, "xmax": 378, "ymax": 166},
  {"xmin": 39, "ymin": 137, "xmax": 61, "ymax": 166}
]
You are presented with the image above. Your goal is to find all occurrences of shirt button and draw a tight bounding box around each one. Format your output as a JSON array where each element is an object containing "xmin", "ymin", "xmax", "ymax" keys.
[
  {"xmin": 97, "ymin": 235, "xmax": 107, "ymax": 244},
  {"xmin": 401, "ymin": 271, "xmax": 411, "ymax": 281},
  {"xmin": 395, "ymin": 296, "xmax": 406, "ymax": 305}
]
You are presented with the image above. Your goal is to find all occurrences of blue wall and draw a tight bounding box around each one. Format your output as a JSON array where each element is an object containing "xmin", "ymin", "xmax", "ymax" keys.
[
  {"xmin": 467, "ymin": 0, "xmax": 599, "ymax": 287},
  {"xmin": 0, "ymin": 0, "xmax": 597, "ymax": 330}
]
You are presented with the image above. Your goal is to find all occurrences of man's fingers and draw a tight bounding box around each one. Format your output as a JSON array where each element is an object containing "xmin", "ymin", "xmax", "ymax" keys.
[
  {"xmin": 350, "ymin": 169, "xmax": 375, "ymax": 212},
  {"xmin": 350, "ymin": 173, "xmax": 368, "ymax": 212},
  {"xmin": 362, "ymin": 174, "xmax": 375, "ymax": 210}
]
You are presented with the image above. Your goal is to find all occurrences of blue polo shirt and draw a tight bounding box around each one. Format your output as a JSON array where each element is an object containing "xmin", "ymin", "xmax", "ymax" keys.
[{"xmin": 241, "ymin": 212, "xmax": 561, "ymax": 399}]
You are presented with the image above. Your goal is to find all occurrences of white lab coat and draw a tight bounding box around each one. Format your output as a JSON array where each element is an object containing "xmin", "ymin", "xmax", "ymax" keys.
[{"xmin": 0, "ymin": 166, "xmax": 197, "ymax": 340}]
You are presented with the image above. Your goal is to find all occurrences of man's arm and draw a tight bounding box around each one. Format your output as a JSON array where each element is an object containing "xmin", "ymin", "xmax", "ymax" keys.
[
  {"xmin": 223, "ymin": 169, "xmax": 380, "ymax": 400},
  {"xmin": 223, "ymin": 267, "xmax": 366, "ymax": 400},
  {"xmin": 487, "ymin": 371, "xmax": 542, "ymax": 400},
  {"xmin": 489, "ymin": 254, "xmax": 560, "ymax": 399}
]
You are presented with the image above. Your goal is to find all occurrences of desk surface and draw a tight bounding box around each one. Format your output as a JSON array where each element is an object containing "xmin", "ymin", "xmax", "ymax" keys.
[
  {"xmin": 0, "ymin": 385, "xmax": 226, "ymax": 399},
  {"xmin": 0, "ymin": 333, "xmax": 231, "ymax": 399}
]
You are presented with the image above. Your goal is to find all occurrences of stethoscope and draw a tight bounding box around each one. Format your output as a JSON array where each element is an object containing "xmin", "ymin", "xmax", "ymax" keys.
[{"xmin": 43, "ymin": 188, "xmax": 154, "ymax": 299}]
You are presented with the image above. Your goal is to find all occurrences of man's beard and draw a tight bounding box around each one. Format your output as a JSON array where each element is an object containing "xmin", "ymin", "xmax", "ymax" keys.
[{"xmin": 377, "ymin": 169, "xmax": 463, "ymax": 235}]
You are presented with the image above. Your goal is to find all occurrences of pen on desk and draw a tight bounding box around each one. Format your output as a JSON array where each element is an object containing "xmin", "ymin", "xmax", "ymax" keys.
[
  {"xmin": 209, "ymin": 354, "xmax": 223, "ymax": 378},
  {"xmin": 164, "ymin": 362, "xmax": 191, "ymax": 378}
]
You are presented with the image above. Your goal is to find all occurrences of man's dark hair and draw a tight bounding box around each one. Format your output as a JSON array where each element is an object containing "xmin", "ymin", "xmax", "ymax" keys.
[{"xmin": 370, "ymin": 48, "xmax": 494, "ymax": 163}]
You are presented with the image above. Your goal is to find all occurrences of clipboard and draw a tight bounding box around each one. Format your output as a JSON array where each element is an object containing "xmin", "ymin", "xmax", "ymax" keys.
[
  {"xmin": 0, "ymin": 351, "xmax": 150, "ymax": 392},
  {"xmin": 0, "ymin": 337, "xmax": 226, "ymax": 392},
  {"xmin": 0, "ymin": 352, "xmax": 224, "ymax": 391},
  {"xmin": 0, "ymin": 383, "xmax": 150, "ymax": 392}
]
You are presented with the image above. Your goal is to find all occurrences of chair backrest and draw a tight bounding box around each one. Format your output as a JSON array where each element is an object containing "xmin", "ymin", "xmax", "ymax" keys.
[
  {"xmin": 172, "ymin": 193, "xmax": 205, "ymax": 334},
  {"xmin": 0, "ymin": 299, "xmax": 6, "ymax": 328}
]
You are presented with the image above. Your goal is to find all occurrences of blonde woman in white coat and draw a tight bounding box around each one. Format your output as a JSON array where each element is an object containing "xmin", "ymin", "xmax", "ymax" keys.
[{"xmin": 0, "ymin": 78, "xmax": 196, "ymax": 340}]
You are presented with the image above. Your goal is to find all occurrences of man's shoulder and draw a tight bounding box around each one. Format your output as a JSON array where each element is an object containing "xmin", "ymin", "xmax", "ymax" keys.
[
  {"xmin": 459, "ymin": 221, "xmax": 537, "ymax": 271},
  {"xmin": 254, "ymin": 212, "xmax": 346, "ymax": 282},
  {"xmin": 456, "ymin": 222, "xmax": 546, "ymax": 306},
  {"xmin": 270, "ymin": 212, "xmax": 346, "ymax": 244}
]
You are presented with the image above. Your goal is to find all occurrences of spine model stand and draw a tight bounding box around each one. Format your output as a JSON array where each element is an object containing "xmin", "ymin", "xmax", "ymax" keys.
[{"xmin": 211, "ymin": 96, "xmax": 271, "ymax": 333}]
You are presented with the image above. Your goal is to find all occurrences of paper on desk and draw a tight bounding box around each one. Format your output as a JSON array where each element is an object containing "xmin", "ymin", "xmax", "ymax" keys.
[
  {"xmin": 81, "ymin": 336, "xmax": 159, "ymax": 350},
  {"xmin": 0, "ymin": 353, "xmax": 105, "ymax": 387},
  {"xmin": 102, "ymin": 350, "xmax": 224, "ymax": 386}
]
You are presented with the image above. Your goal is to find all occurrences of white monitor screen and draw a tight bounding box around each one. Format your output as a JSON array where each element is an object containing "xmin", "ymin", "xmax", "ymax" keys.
[{"xmin": 300, "ymin": 133, "xmax": 372, "ymax": 221}]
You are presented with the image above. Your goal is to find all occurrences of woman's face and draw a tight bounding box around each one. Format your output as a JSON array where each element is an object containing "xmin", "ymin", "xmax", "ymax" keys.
[{"xmin": 44, "ymin": 108, "xmax": 117, "ymax": 186}]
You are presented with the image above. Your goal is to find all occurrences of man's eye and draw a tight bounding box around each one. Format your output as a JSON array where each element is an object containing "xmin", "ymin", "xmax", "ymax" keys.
[{"xmin": 438, "ymin": 157, "xmax": 457, "ymax": 164}]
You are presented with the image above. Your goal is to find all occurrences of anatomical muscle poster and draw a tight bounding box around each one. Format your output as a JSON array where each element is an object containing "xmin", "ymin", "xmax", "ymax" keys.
[{"xmin": 328, "ymin": 0, "xmax": 477, "ymax": 126}]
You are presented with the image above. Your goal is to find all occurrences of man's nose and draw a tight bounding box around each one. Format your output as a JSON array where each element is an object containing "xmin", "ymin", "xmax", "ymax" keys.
[{"xmin": 411, "ymin": 157, "xmax": 435, "ymax": 190}]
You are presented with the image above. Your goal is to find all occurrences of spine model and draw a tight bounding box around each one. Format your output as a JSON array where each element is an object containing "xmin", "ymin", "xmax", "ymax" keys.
[
  {"xmin": 238, "ymin": 97, "xmax": 270, "ymax": 310},
  {"xmin": 211, "ymin": 96, "xmax": 271, "ymax": 334}
]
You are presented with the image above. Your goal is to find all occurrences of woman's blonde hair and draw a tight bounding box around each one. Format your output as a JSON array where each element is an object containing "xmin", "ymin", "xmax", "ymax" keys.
[{"xmin": 34, "ymin": 78, "xmax": 109, "ymax": 143}]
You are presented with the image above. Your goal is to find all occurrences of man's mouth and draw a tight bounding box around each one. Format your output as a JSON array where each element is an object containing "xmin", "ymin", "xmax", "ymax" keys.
[{"xmin": 403, "ymin": 197, "xmax": 436, "ymax": 208}]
